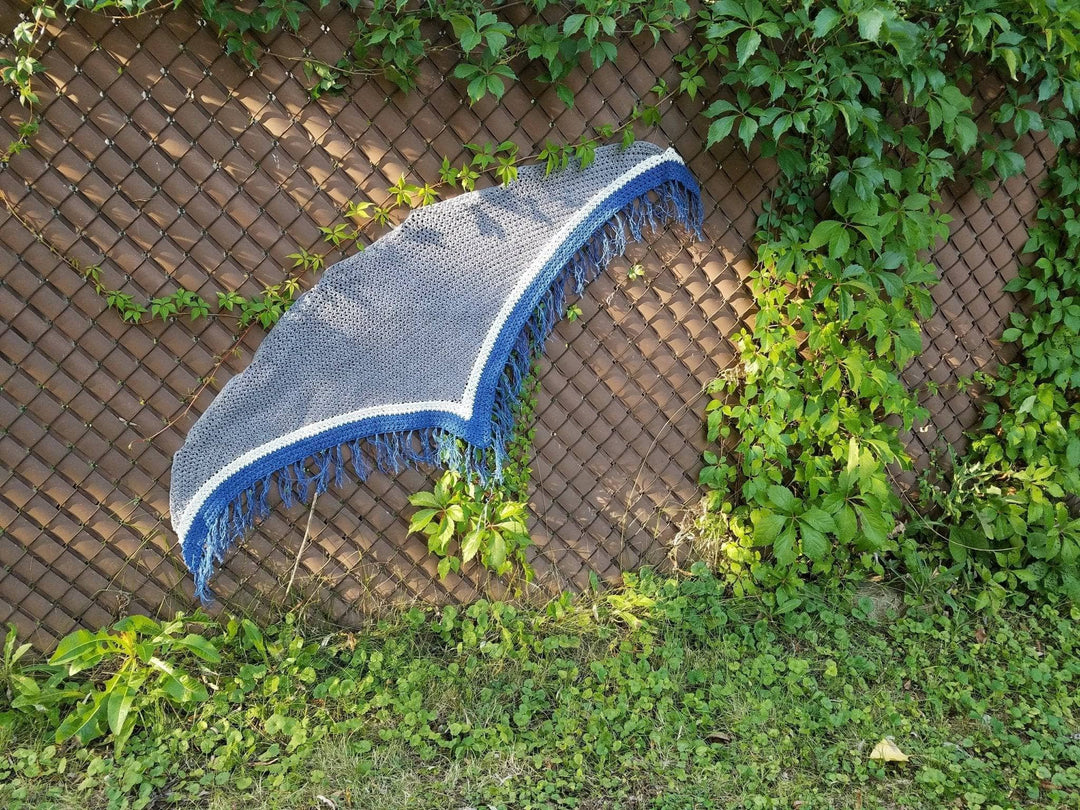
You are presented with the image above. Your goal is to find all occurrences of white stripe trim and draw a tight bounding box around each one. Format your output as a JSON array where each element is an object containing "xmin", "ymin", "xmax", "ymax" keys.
[{"xmin": 175, "ymin": 148, "xmax": 685, "ymax": 541}]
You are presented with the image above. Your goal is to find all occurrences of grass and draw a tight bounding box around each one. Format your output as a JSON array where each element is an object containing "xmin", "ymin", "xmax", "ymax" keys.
[{"xmin": 1, "ymin": 569, "xmax": 1078, "ymax": 809}]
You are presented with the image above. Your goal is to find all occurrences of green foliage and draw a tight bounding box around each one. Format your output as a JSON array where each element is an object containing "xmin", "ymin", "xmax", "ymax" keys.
[
  {"xmin": 6, "ymin": 0, "xmax": 1080, "ymax": 611},
  {"xmin": 908, "ymin": 152, "xmax": 1080, "ymax": 609},
  {"xmin": 195, "ymin": 0, "xmax": 691, "ymax": 105},
  {"xmin": 408, "ymin": 365, "xmax": 540, "ymax": 584},
  {"xmin": 234, "ymin": 278, "xmax": 303, "ymax": 329},
  {"xmin": 84, "ymin": 262, "xmax": 303, "ymax": 330},
  {"xmin": 1, "ymin": 624, "xmax": 34, "ymax": 726},
  {"xmin": 409, "ymin": 471, "xmax": 533, "ymax": 581},
  {"xmin": 3, "ymin": 575, "xmax": 1080, "ymax": 808},
  {"xmin": 687, "ymin": 0, "xmax": 1080, "ymax": 605},
  {"xmin": 149, "ymin": 288, "xmax": 210, "ymax": 322},
  {"xmin": 0, "ymin": 0, "xmax": 53, "ymax": 162},
  {"xmin": 501, "ymin": 362, "xmax": 540, "ymax": 501},
  {"xmin": 539, "ymin": 138, "xmax": 596, "ymax": 174},
  {"xmin": 3, "ymin": 615, "xmax": 217, "ymax": 755},
  {"xmin": 285, "ymin": 247, "xmax": 324, "ymax": 275}
]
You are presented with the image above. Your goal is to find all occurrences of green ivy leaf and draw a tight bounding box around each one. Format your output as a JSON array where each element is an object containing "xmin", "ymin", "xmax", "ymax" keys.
[
  {"xmin": 461, "ymin": 527, "xmax": 483, "ymax": 563},
  {"xmin": 857, "ymin": 8, "xmax": 885, "ymax": 42},
  {"xmin": 563, "ymin": 13, "xmax": 586, "ymax": 35},
  {"xmin": 812, "ymin": 8, "xmax": 841, "ymax": 38},
  {"xmin": 706, "ymin": 115, "xmax": 737, "ymax": 147},
  {"xmin": 735, "ymin": 29, "xmax": 761, "ymax": 66},
  {"xmin": 802, "ymin": 507, "xmax": 837, "ymax": 534},
  {"xmin": 774, "ymin": 525, "xmax": 797, "ymax": 565},
  {"xmin": 738, "ymin": 115, "xmax": 759, "ymax": 149},
  {"xmin": 954, "ymin": 116, "xmax": 978, "ymax": 153},
  {"xmin": 751, "ymin": 509, "xmax": 788, "ymax": 545},
  {"xmin": 836, "ymin": 505, "xmax": 858, "ymax": 544},
  {"xmin": 807, "ymin": 220, "xmax": 845, "ymax": 253},
  {"xmin": 1066, "ymin": 437, "xmax": 1080, "ymax": 467},
  {"xmin": 488, "ymin": 532, "xmax": 507, "ymax": 569},
  {"xmin": 409, "ymin": 508, "xmax": 439, "ymax": 534},
  {"xmin": 766, "ymin": 485, "xmax": 798, "ymax": 513},
  {"xmin": 800, "ymin": 524, "xmax": 829, "ymax": 561}
]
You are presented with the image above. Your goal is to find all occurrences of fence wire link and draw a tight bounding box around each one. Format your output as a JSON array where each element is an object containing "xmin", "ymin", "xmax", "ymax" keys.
[{"xmin": 0, "ymin": 4, "xmax": 1048, "ymax": 648}]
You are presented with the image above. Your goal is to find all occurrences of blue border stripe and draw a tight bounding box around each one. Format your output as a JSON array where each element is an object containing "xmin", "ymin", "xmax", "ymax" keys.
[{"xmin": 181, "ymin": 158, "xmax": 700, "ymax": 567}]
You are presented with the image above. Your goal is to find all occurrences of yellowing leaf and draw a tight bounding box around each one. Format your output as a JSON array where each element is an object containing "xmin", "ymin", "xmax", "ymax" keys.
[{"xmin": 869, "ymin": 738, "xmax": 909, "ymax": 762}]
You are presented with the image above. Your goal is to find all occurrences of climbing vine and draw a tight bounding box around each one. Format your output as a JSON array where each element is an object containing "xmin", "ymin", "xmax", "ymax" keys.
[
  {"xmin": 685, "ymin": 0, "xmax": 1080, "ymax": 609},
  {"xmin": 1, "ymin": 0, "xmax": 691, "ymax": 114},
  {"xmin": 199, "ymin": 0, "xmax": 691, "ymax": 105},
  {"xmin": 911, "ymin": 152, "xmax": 1080, "ymax": 608}
]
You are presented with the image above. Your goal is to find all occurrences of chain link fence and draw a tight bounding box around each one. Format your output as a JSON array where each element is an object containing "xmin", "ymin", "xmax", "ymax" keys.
[{"xmin": 0, "ymin": 2, "xmax": 1050, "ymax": 648}]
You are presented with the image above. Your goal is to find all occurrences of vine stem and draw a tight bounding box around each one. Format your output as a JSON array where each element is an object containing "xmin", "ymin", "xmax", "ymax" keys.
[
  {"xmin": 0, "ymin": 183, "xmax": 74, "ymax": 268},
  {"xmin": 98, "ymin": 2, "xmax": 175, "ymax": 21},
  {"xmin": 0, "ymin": 183, "xmax": 246, "ymax": 318},
  {"xmin": 132, "ymin": 322, "xmax": 255, "ymax": 447}
]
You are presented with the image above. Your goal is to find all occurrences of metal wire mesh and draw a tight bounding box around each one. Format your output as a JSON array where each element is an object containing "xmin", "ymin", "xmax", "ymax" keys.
[{"xmin": 0, "ymin": 4, "xmax": 1050, "ymax": 648}]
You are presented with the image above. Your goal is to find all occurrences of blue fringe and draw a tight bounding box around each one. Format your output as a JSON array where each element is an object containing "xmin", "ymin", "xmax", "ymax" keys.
[{"xmin": 191, "ymin": 178, "xmax": 702, "ymax": 601}]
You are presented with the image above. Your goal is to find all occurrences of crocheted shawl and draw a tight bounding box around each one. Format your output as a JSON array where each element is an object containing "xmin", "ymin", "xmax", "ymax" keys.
[{"xmin": 170, "ymin": 141, "xmax": 703, "ymax": 599}]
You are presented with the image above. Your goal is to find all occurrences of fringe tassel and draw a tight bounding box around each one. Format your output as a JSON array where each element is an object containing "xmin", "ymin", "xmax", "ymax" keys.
[{"xmin": 191, "ymin": 178, "xmax": 702, "ymax": 601}]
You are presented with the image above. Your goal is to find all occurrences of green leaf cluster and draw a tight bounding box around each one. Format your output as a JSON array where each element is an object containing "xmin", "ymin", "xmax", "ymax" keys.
[
  {"xmin": 406, "ymin": 365, "xmax": 540, "ymax": 584},
  {"xmin": 910, "ymin": 151, "xmax": 1080, "ymax": 608},
  {"xmin": 195, "ymin": 0, "xmax": 691, "ymax": 105},
  {"xmin": 3, "ymin": 615, "xmax": 217, "ymax": 755},
  {"xmin": 686, "ymin": 0, "xmax": 1080, "ymax": 604},
  {"xmin": 409, "ymin": 472, "xmax": 533, "ymax": 582}
]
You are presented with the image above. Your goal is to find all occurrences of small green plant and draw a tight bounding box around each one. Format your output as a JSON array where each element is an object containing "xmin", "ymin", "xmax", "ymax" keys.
[
  {"xmin": 6, "ymin": 614, "xmax": 218, "ymax": 753},
  {"xmin": 409, "ymin": 471, "xmax": 533, "ymax": 582},
  {"xmin": 408, "ymin": 363, "xmax": 539, "ymax": 583},
  {"xmin": 1, "ymin": 625, "xmax": 34, "ymax": 717}
]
